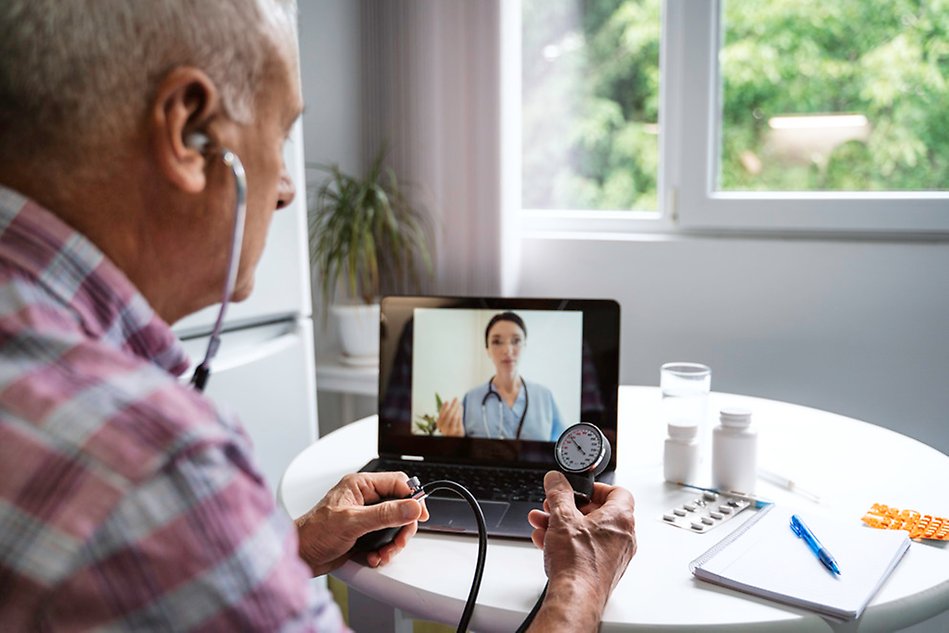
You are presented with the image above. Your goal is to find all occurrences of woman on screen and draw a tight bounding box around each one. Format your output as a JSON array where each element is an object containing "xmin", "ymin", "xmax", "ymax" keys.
[{"xmin": 437, "ymin": 312, "xmax": 565, "ymax": 441}]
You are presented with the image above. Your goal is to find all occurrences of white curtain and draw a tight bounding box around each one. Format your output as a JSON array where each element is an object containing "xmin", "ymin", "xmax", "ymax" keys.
[{"xmin": 360, "ymin": 0, "xmax": 519, "ymax": 296}]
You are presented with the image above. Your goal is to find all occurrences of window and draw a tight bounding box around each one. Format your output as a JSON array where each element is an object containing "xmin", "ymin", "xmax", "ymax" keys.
[
  {"xmin": 522, "ymin": 0, "xmax": 661, "ymax": 212},
  {"xmin": 520, "ymin": 0, "xmax": 949, "ymax": 235},
  {"xmin": 720, "ymin": 0, "xmax": 949, "ymax": 194}
]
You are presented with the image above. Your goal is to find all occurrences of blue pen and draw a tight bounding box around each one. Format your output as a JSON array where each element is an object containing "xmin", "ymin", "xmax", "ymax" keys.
[{"xmin": 790, "ymin": 514, "xmax": 841, "ymax": 575}]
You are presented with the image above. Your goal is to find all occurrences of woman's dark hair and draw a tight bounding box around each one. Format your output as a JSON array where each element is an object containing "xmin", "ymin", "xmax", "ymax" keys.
[{"xmin": 484, "ymin": 311, "xmax": 527, "ymax": 348}]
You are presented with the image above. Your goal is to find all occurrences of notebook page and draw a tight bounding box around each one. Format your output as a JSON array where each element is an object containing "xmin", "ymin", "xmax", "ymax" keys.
[{"xmin": 694, "ymin": 505, "xmax": 910, "ymax": 620}]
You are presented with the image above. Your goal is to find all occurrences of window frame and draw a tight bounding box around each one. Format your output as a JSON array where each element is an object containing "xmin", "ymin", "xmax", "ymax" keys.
[{"xmin": 518, "ymin": 0, "xmax": 949, "ymax": 238}]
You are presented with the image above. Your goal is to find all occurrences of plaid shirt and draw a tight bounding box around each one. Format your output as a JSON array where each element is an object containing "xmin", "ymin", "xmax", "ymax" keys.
[{"xmin": 0, "ymin": 186, "xmax": 346, "ymax": 631}]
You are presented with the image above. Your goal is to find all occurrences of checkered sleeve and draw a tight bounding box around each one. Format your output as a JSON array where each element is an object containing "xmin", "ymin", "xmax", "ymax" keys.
[{"xmin": 43, "ymin": 440, "xmax": 348, "ymax": 632}]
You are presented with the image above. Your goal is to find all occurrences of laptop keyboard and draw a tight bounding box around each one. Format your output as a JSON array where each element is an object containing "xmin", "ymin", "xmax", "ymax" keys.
[{"xmin": 376, "ymin": 460, "xmax": 547, "ymax": 503}]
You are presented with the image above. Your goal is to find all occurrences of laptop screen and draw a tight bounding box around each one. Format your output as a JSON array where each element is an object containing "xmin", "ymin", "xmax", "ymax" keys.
[{"xmin": 378, "ymin": 296, "xmax": 620, "ymax": 471}]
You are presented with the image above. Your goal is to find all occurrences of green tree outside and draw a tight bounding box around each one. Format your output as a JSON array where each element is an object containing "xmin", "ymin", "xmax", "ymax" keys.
[{"xmin": 522, "ymin": 0, "xmax": 949, "ymax": 211}]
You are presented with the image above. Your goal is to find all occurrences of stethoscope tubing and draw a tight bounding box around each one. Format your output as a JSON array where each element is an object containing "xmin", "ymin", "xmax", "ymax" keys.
[
  {"xmin": 480, "ymin": 376, "xmax": 529, "ymax": 440},
  {"xmin": 190, "ymin": 148, "xmax": 247, "ymax": 393}
]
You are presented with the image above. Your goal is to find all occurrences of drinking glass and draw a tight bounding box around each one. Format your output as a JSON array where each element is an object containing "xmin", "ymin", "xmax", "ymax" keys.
[{"xmin": 660, "ymin": 362, "xmax": 712, "ymax": 449}]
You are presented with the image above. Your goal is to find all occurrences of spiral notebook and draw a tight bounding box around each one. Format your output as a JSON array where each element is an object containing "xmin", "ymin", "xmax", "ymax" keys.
[{"xmin": 690, "ymin": 505, "xmax": 910, "ymax": 621}]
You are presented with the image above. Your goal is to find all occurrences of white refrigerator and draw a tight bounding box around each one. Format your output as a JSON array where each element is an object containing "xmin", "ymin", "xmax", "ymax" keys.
[{"xmin": 173, "ymin": 121, "xmax": 318, "ymax": 497}]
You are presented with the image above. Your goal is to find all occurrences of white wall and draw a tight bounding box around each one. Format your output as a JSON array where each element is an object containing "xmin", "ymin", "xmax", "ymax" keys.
[
  {"xmin": 519, "ymin": 232, "xmax": 949, "ymax": 455},
  {"xmin": 298, "ymin": 0, "xmax": 377, "ymax": 434},
  {"xmin": 298, "ymin": 0, "xmax": 362, "ymax": 175}
]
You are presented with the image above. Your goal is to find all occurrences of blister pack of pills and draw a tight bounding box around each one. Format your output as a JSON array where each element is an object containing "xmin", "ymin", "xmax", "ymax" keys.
[
  {"xmin": 862, "ymin": 503, "xmax": 949, "ymax": 541},
  {"xmin": 661, "ymin": 490, "xmax": 752, "ymax": 533}
]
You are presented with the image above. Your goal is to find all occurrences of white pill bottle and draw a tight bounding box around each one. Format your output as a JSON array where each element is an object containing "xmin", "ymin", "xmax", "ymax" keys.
[
  {"xmin": 712, "ymin": 407, "xmax": 757, "ymax": 493},
  {"xmin": 663, "ymin": 422, "xmax": 700, "ymax": 485}
]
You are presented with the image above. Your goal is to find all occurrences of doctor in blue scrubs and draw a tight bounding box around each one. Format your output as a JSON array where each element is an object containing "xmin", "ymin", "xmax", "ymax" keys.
[{"xmin": 436, "ymin": 312, "xmax": 565, "ymax": 441}]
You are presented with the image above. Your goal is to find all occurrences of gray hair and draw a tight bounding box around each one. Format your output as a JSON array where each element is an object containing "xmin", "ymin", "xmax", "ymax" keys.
[{"xmin": 0, "ymin": 0, "xmax": 297, "ymax": 165}]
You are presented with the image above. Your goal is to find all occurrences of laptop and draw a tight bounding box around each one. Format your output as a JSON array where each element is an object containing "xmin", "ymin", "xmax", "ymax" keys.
[{"xmin": 361, "ymin": 296, "xmax": 621, "ymax": 539}]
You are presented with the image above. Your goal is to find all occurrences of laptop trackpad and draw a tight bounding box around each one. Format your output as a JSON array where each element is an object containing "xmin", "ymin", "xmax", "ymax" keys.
[{"xmin": 424, "ymin": 498, "xmax": 509, "ymax": 532}]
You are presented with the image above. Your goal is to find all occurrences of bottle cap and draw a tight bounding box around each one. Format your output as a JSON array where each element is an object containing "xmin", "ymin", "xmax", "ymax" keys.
[
  {"xmin": 667, "ymin": 422, "xmax": 698, "ymax": 440},
  {"xmin": 719, "ymin": 407, "xmax": 752, "ymax": 428}
]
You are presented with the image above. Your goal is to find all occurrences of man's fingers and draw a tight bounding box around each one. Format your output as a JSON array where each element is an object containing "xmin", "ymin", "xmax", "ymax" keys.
[
  {"xmin": 392, "ymin": 520, "xmax": 419, "ymax": 548},
  {"xmin": 527, "ymin": 508, "xmax": 549, "ymax": 530},
  {"xmin": 530, "ymin": 527, "xmax": 546, "ymax": 550},
  {"xmin": 353, "ymin": 498, "xmax": 422, "ymax": 537},
  {"xmin": 589, "ymin": 482, "xmax": 636, "ymax": 513},
  {"xmin": 375, "ymin": 521, "xmax": 417, "ymax": 567},
  {"xmin": 417, "ymin": 498, "xmax": 430, "ymax": 522},
  {"xmin": 355, "ymin": 471, "xmax": 415, "ymax": 502},
  {"xmin": 543, "ymin": 471, "xmax": 580, "ymax": 517}
]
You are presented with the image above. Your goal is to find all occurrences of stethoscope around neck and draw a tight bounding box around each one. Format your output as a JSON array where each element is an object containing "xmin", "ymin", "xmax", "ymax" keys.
[{"xmin": 480, "ymin": 376, "xmax": 529, "ymax": 440}]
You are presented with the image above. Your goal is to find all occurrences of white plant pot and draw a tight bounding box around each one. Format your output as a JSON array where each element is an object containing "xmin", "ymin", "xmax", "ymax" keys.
[{"xmin": 331, "ymin": 303, "xmax": 380, "ymax": 364}]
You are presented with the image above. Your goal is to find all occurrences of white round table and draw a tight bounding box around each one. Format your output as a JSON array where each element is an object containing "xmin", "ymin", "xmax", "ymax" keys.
[{"xmin": 280, "ymin": 387, "xmax": 949, "ymax": 632}]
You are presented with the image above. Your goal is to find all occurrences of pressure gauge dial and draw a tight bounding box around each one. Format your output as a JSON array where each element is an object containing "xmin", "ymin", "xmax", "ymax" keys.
[
  {"xmin": 554, "ymin": 422, "xmax": 612, "ymax": 503},
  {"xmin": 555, "ymin": 423, "xmax": 607, "ymax": 473}
]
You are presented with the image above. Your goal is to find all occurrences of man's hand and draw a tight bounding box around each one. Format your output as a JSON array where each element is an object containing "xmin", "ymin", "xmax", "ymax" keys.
[
  {"xmin": 435, "ymin": 397, "xmax": 464, "ymax": 436},
  {"xmin": 295, "ymin": 472, "xmax": 429, "ymax": 576},
  {"xmin": 526, "ymin": 471, "xmax": 636, "ymax": 631}
]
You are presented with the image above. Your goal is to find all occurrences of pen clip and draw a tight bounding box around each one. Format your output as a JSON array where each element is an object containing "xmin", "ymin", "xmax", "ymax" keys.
[{"xmin": 789, "ymin": 516, "xmax": 804, "ymax": 537}]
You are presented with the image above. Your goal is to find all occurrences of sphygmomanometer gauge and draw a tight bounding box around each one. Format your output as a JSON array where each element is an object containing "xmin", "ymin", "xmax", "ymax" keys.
[{"xmin": 554, "ymin": 422, "xmax": 611, "ymax": 504}]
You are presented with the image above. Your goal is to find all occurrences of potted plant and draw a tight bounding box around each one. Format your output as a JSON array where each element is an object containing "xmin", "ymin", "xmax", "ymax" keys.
[{"xmin": 308, "ymin": 146, "xmax": 434, "ymax": 362}]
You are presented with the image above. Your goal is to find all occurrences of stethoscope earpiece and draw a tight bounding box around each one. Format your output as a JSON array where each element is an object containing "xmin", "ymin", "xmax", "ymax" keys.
[{"xmin": 185, "ymin": 132, "xmax": 211, "ymax": 153}]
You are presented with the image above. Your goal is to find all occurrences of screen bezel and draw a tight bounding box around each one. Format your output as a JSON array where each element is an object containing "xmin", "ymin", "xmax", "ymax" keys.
[{"xmin": 377, "ymin": 296, "xmax": 620, "ymax": 471}]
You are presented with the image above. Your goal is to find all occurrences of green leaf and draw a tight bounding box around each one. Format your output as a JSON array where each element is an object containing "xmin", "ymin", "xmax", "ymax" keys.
[{"xmin": 307, "ymin": 144, "xmax": 436, "ymax": 313}]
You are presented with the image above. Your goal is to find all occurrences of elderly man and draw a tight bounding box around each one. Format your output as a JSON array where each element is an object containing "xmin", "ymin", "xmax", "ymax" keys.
[{"xmin": 0, "ymin": 1, "xmax": 636, "ymax": 630}]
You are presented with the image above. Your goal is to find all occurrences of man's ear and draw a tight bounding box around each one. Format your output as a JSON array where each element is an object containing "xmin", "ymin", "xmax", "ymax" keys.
[{"xmin": 150, "ymin": 67, "xmax": 221, "ymax": 193}]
